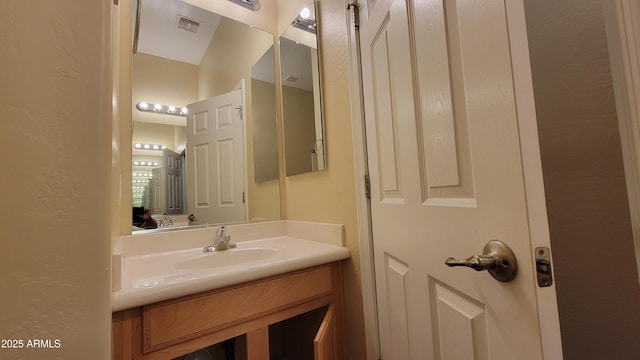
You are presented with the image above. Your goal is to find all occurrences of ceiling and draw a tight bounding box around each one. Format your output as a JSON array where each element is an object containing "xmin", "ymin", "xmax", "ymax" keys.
[
  {"xmin": 135, "ymin": 0, "xmax": 315, "ymax": 90},
  {"xmin": 137, "ymin": 0, "xmax": 221, "ymax": 65}
]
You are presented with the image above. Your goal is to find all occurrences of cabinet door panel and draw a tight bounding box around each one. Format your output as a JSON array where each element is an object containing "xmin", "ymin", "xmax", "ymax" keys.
[{"xmin": 313, "ymin": 304, "xmax": 336, "ymax": 360}]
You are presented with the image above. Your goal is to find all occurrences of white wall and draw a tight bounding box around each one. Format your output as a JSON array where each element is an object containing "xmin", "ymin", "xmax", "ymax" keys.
[{"xmin": 0, "ymin": 0, "xmax": 112, "ymax": 358}]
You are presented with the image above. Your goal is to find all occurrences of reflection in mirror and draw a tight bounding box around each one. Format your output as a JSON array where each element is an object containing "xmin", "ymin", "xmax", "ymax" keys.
[
  {"xmin": 279, "ymin": 2, "xmax": 325, "ymax": 176},
  {"xmin": 131, "ymin": 0, "xmax": 279, "ymax": 231},
  {"xmin": 251, "ymin": 47, "xmax": 279, "ymax": 183}
]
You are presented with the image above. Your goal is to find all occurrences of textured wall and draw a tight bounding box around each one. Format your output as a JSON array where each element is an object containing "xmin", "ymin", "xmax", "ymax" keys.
[
  {"xmin": 525, "ymin": 0, "xmax": 640, "ymax": 358},
  {"xmin": 0, "ymin": 0, "xmax": 112, "ymax": 358},
  {"xmin": 281, "ymin": 0, "xmax": 367, "ymax": 358}
]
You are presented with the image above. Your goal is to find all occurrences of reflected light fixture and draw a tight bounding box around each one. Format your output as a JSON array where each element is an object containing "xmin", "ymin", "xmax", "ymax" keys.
[
  {"xmin": 136, "ymin": 102, "xmax": 188, "ymax": 117},
  {"xmin": 133, "ymin": 143, "xmax": 167, "ymax": 151},
  {"xmin": 132, "ymin": 161, "xmax": 159, "ymax": 167},
  {"xmin": 292, "ymin": 9, "xmax": 316, "ymax": 34},
  {"xmin": 227, "ymin": 0, "xmax": 260, "ymax": 11}
]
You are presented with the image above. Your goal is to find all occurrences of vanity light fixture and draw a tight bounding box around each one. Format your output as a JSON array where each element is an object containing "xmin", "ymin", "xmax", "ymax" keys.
[
  {"xmin": 227, "ymin": 0, "xmax": 260, "ymax": 11},
  {"xmin": 132, "ymin": 161, "xmax": 159, "ymax": 167},
  {"xmin": 132, "ymin": 172, "xmax": 152, "ymax": 177},
  {"xmin": 133, "ymin": 143, "xmax": 167, "ymax": 151},
  {"xmin": 292, "ymin": 11, "xmax": 316, "ymax": 34},
  {"xmin": 136, "ymin": 102, "xmax": 188, "ymax": 117}
]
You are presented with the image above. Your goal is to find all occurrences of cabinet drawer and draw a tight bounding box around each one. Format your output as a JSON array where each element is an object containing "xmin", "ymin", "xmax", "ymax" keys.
[{"xmin": 143, "ymin": 265, "xmax": 333, "ymax": 352}]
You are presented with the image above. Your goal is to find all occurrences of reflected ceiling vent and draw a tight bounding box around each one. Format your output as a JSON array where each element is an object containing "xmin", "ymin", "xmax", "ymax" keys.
[
  {"xmin": 176, "ymin": 15, "xmax": 200, "ymax": 33},
  {"xmin": 228, "ymin": 0, "xmax": 261, "ymax": 11},
  {"xmin": 284, "ymin": 75, "xmax": 301, "ymax": 83}
]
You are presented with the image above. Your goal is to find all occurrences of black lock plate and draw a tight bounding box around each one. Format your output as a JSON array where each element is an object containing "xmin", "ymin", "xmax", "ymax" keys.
[{"xmin": 535, "ymin": 247, "xmax": 553, "ymax": 287}]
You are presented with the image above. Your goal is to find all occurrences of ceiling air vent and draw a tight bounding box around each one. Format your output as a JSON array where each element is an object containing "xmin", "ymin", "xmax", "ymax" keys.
[
  {"xmin": 284, "ymin": 75, "xmax": 300, "ymax": 83},
  {"xmin": 176, "ymin": 15, "xmax": 200, "ymax": 33}
]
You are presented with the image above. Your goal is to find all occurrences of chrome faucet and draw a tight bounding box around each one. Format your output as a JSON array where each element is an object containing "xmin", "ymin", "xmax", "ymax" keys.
[
  {"xmin": 203, "ymin": 226, "xmax": 237, "ymax": 252},
  {"xmin": 159, "ymin": 213, "xmax": 174, "ymax": 227}
]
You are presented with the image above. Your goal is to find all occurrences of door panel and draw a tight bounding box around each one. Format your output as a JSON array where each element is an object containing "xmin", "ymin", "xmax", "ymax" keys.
[
  {"xmin": 193, "ymin": 142, "xmax": 211, "ymax": 207},
  {"xmin": 416, "ymin": 0, "xmax": 474, "ymax": 202},
  {"xmin": 152, "ymin": 167, "xmax": 164, "ymax": 214},
  {"xmin": 359, "ymin": 0, "xmax": 553, "ymax": 358},
  {"xmin": 382, "ymin": 254, "xmax": 410, "ymax": 359},
  {"xmin": 431, "ymin": 278, "xmax": 489, "ymax": 360},
  {"xmin": 164, "ymin": 148, "xmax": 184, "ymax": 214},
  {"xmin": 217, "ymin": 138, "xmax": 237, "ymax": 206}
]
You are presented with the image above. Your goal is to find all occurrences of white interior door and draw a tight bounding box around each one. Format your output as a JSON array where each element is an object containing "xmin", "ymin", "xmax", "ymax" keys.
[
  {"xmin": 358, "ymin": 0, "xmax": 561, "ymax": 358},
  {"xmin": 186, "ymin": 89, "xmax": 246, "ymax": 225},
  {"xmin": 163, "ymin": 148, "xmax": 185, "ymax": 215}
]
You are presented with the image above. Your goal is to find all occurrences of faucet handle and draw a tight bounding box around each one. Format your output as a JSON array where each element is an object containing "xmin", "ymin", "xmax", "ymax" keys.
[{"xmin": 216, "ymin": 226, "xmax": 226, "ymax": 238}]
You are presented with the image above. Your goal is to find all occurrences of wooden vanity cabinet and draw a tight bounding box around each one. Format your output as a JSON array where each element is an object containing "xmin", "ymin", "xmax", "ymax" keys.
[{"xmin": 112, "ymin": 262, "xmax": 345, "ymax": 360}]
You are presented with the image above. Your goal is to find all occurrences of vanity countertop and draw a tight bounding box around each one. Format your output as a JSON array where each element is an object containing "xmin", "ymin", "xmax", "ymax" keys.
[{"xmin": 112, "ymin": 221, "xmax": 350, "ymax": 312}]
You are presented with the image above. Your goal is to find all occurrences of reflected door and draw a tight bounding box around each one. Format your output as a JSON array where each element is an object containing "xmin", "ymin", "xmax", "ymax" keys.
[
  {"xmin": 164, "ymin": 148, "xmax": 185, "ymax": 215},
  {"xmin": 359, "ymin": 0, "xmax": 560, "ymax": 358},
  {"xmin": 186, "ymin": 89, "xmax": 246, "ymax": 225}
]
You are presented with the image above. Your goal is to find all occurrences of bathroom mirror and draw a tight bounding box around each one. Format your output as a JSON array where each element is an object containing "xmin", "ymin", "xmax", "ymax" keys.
[
  {"xmin": 131, "ymin": 0, "xmax": 280, "ymax": 230},
  {"xmin": 279, "ymin": 2, "xmax": 325, "ymax": 176}
]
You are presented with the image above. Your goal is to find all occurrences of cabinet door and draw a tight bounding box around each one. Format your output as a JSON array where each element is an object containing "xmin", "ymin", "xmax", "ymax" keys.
[{"xmin": 313, "ymin": 304, "xmax": 336, "ymax": 360}]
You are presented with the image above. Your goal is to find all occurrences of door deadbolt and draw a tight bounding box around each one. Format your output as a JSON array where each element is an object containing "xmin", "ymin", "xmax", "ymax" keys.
[{"xmin": 445, "ymin": 240, "xmax": 518, "ymax": 282}]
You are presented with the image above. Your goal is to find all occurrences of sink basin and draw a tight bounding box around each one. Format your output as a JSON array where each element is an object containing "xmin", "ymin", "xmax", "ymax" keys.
[{"xmin": 174, "ymin": 248, "xmax": 279, "ymax": 270}]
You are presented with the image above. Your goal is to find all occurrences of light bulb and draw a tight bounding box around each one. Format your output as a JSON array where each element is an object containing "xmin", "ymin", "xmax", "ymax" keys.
[
  {"xmin": 168, "ymin": 106, "xmax": 176, "ymax": 113},
  {"xmin": 154, "ymin": 104, "xmax": 162, "ymax": 111},
  {"xmin": 300, "ymin": 7, "xmax": 310, "ymax": 19},
  {"xmin": 138, "ymin": 102, "xmax": 148, "ymax": 110}
]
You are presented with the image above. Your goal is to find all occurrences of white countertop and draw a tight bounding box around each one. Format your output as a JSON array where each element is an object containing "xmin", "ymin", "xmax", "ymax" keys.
[{"xmin": 112, "ymin": 221, "xmax": 350, "ymax": 312}]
